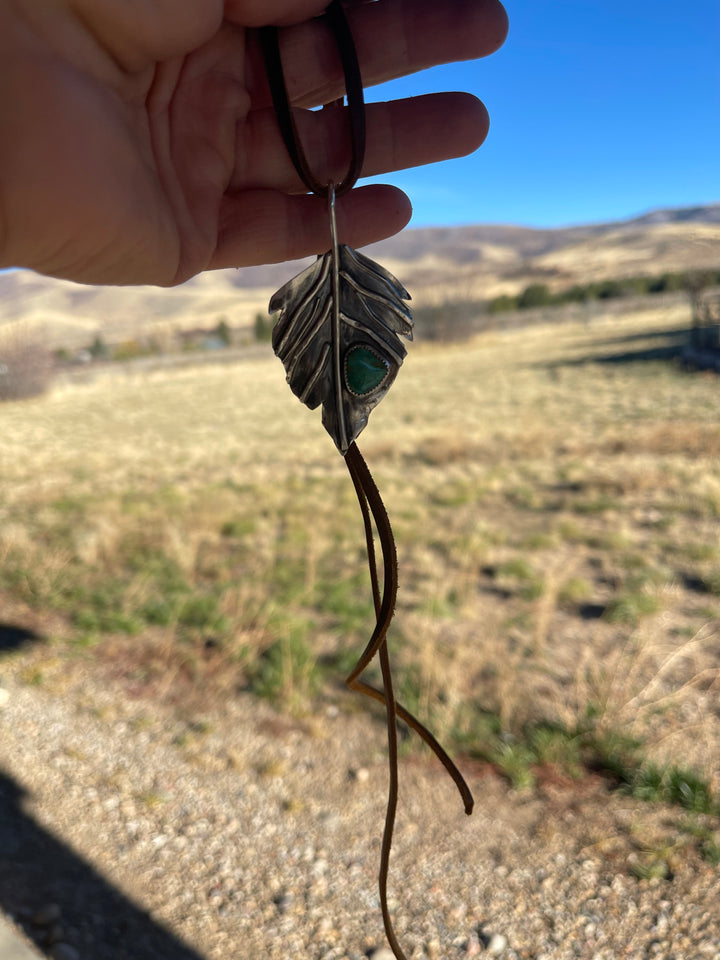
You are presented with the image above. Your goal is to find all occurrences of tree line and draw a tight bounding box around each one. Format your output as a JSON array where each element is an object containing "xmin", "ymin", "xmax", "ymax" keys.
[{"xmin": 488, "ymin": 268, "xmax": 720, "ymax": 314}]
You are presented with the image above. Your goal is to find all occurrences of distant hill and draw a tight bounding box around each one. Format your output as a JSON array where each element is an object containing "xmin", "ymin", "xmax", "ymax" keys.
[
  {"xmin": 624, "ymin": 204, "xmax": 720, "ymax": 226},
  {"xmin": 359, "ymin": 203, "xmax": 720, "ymax": 302},
  {"xmin": 1, "ymin": 203, "xmax": 718, "ymax": 350}
]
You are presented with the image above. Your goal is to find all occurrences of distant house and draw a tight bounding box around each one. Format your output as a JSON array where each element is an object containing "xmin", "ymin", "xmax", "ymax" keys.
[{"xmin": 177, "ymin": 326, "xmax": 232, "ymax": 352}]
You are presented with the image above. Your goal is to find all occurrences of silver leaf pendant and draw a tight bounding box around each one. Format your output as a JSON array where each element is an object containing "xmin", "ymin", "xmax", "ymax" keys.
[{"xmin": 269, "ymin": 187, "xmax": 413, "ymax": 454}]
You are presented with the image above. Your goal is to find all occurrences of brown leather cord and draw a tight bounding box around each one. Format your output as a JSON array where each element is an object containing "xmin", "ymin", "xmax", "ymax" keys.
[
  {"xmin": 257, "ymin": 1, "xmax": 366, "ymax": 198},
  {"xmin": 344, "ymin": 443, "xmax": 474, "ymax": 813},
  {"xmin": 345, "ymin": 442, "xmax": 404, "ymax": 958},
  {"xmin": 345, "ymin": 442, "xmax": 474, "ymax": 960}
]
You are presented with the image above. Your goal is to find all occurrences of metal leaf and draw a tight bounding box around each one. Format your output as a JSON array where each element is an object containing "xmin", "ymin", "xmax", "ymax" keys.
[{"xmin": 269, "ymin": 244, "xmax": 413, "ymax": 454}]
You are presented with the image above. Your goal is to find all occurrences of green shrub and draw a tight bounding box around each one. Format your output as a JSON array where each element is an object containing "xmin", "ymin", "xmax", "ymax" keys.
[
  {"xmin": 603, "ymin": 592, "xmax": 661, "ymax": 625},
  {"xmin": 254, "ymin": 312, "xmax": 275, "ymax": 342},
  {"xmin": 517, "ymin": 283, "xmax": 552, "ymax": 309},
  {"xmin": 488, "ymin": 294, "xmax": 518, "ymax": 313}
]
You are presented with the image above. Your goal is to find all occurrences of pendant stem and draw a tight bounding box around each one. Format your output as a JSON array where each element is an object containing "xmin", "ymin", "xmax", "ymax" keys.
[{"xmin": 328, "ymin": 183, "xmax": 348, "ymax": 452}]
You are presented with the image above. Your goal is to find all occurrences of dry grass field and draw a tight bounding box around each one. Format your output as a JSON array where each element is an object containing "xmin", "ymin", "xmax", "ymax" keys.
[{"xmin": 1, "ymin": 297, "xmax": 719, "ymax": 812}]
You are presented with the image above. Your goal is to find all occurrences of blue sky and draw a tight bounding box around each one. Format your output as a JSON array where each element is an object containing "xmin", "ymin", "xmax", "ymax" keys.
[{"xmin": 364, "ymin": 0, "xmax": 720, "ymax": 228}]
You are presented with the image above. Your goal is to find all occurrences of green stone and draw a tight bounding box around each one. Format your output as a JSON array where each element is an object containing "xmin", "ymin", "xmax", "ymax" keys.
[{"xmin": 345, "ymin": 346, "xmax": 389, "ymax": 396}]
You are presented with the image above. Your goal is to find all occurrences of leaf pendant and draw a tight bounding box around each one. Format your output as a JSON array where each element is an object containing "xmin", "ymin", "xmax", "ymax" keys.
[{"xmin": 269, "ymin": 241, "xmax": 413, "ymax": 454}]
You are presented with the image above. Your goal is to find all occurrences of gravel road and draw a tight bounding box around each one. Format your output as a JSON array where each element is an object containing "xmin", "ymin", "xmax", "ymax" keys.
[{"xmin": 0, "ymin": 654, "xmax": 718, "ymax": 960}]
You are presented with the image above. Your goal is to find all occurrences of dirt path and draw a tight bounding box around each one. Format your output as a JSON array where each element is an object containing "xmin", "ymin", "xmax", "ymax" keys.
[{"xmin": 0, "ymin": 648, "xmax": 718, "ymax": 960}]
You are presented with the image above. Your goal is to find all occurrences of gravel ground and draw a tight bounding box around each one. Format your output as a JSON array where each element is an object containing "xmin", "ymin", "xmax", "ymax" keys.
[{"xmin": 0, "ymin": 655, "xmax": 718, "ymax": 960}]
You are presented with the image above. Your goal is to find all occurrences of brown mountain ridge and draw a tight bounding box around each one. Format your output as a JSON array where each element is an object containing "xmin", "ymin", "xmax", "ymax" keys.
[{"xmin": 1, "ymin": 203, "xmax": 718, "ymax": 350}]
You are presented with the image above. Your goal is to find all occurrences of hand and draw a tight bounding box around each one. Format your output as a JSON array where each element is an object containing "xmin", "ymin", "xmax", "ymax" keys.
[{"xmin": 0, "ymin": 0, "xmax": 507, "ymax": 286}]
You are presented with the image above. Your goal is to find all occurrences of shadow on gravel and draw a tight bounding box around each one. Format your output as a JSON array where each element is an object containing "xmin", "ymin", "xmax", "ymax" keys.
[
  {"xmin": 0, "ymin": 771, "xmax": 206, "ymax": 960},
  {"xmin": 0, "ymin": 624, "xmax": 42, "ymax": 654}
]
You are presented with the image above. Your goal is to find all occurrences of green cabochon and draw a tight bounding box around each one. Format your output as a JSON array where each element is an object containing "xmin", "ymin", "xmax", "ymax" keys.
[{"xmin": 345, "ymin": 346, "xmax": 390, "ymax": 396}]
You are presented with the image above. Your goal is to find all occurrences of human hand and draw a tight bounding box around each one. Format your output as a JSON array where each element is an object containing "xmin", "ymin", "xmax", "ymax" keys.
[{"xmin": 0, "ymin": 0, "xmax": 507, "ymax": 286}]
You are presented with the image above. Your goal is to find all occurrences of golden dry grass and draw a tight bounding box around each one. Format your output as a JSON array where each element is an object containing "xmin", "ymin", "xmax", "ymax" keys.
[{"xmin": 1, "ymin": 298, "xmax": 719, "ymax": 791}]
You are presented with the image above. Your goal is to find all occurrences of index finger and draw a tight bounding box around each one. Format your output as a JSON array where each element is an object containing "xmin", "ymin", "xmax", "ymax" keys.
[{"xmin": 246, "ymin": 0, "xmax": 509, "ymax": 109}]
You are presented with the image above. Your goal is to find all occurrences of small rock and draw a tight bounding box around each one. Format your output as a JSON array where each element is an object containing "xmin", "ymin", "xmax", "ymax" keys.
[
  {"xmin": 485, "ymin": 933, "xmax": 508, "ymax": 956},
  {"xmin": 31, "ymin": 904, "xmax": 61, "ymax": 927},
  {"xmin": 0, "ymin": 687, "xmax": 9, "ymax": 707},
  {"xmin": 464, "ymin": 933, "xmax": 481, "ymax": 957},
  {"xmin": 349, "ymin": 767, "xmax": 370, "ymax": 783},
  {"xmin": 368, "ymin": 949, "xmax": 396, "ymax": 960},
  {"xmin": 314, "ymin": 917, "xmax": 335, "ymax": 937},
  {"xmin": 312, "ymin": 857, "xmax": 328, "ymax": 876},
  {"xmin": 51, "ymin": 945, "xmax": 80, "ymax": 960},
  {"xmin": 426, "ymin": 938, "xmax": 442, "ymax": 958}
]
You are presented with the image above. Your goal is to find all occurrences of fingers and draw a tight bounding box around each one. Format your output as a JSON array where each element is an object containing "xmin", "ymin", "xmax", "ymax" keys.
[
  {"xmin": 225, "ymin": 0, "xmax": 327, "ymax": 28},
  {"xmin": 211, "ymin": 184, "xmax": 412, "ymax": 268},
  {"xmin": 69, "ymin": 0, "xmax": 319, "ymax": 71},
  {"xmin": 248, "ymin": 0, "xmax": 509, "ymax": 109},
  {"xmin": 237, "ymin": 92, "xmax": 489, "ymax": 192}
]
